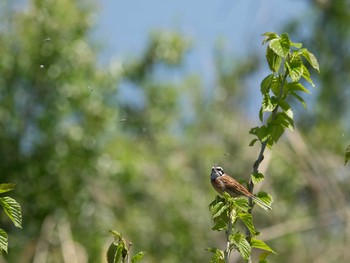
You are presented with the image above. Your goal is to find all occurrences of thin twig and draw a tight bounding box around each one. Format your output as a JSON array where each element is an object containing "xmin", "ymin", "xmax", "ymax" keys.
[{"xmin": 224, "ymin": 209, "xmax": 233, "ymax": 262}]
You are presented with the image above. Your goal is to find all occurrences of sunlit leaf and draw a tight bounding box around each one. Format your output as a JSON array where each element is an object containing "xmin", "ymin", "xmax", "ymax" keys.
[
  {"xmin": 260, "ymin": 74, "xmax": 274, "ymax": 94},
  {"xmin": 131, "ymin": 251, "xmax": 145, "ymax": 263},
  {"xmin": 256, "ymin": 192, "xmax": 273, "ymax": 208},
  {"xmin": 238, "ymin": 213, "xmax": 257, "ymax": 235},
  {"xmin": 0, "ymin": 228, "xmax": 8, "ymax": 254},
  {"xmin": 251, "ymin": 238, "xmax": 276, "ymax": 254},
  {"xmin": 301, "ymin": 64, "xmax": 315, "ymax": 87},
  {"xmin": 262, "ymin": 32, "xmax": 279, "ymax": 45},
  {"xmin": 301, "ymin": 48, "xmax": 320, "ymax": 72},
  {"xmin": 0, "ymin": 184, "xmax": 15, "ymax": 194},
  {"xmin": 230, "ymin": 232, "xmax": 251, "ymax": 260},
  {"xmin": 266, "ymin": 46, "xmax": 282, "ymax": 72},
  {"xmin": 0, "ymin": 197, "xmax": 22, "ymax": 228},
  {"xmin": 251, "ymin": 172, "xmax": 264, "ymax": 184}
]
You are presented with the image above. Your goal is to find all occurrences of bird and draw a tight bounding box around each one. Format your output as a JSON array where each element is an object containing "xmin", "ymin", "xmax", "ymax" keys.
[{"xmin": 210, "ymin": 166, "xmax": 271, "ymax": 210}]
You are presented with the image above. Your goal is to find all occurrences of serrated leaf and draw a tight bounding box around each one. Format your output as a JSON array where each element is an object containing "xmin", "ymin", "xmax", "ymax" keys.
[
  {"xmin": 0, "ymin": 197, "xmax": 22, "ymax": 228},
  {"xmin": 0, "ymin": 184, "xmax": 15, "ymax": 194},
  {"xmin": 238, "ymin": 213, "xmax": 257, "ymax": 235},
  {"xmin": 266, "ymin": 46, "xmax": 282, "ymax": 72},
  {"xmin": 269, "ymin": 37, "xmax": 289, "ymax": 58},
  {"xmin": 212, "ymin": 218, "xmax": 228, "ymax": 231},
  {"xmin": 210, "ymin": 201, "xmax": 228, "ymax": 219},
  {"xmin": 270, "ymin": 76, "xmax": 282, "ymax": 97},
  {"xmin": 301, "ymin": 64, "xmax": 315, "ymax": 88},
  {"xmin": 345, "ymin": 145, "xmax": 350, "ymax": 166},
  {"xmin": 301, "ymin": 48, "xmax": 319, "ymax": 72},
  {"xmin": 233, "ymin": 198, "xmax": 249, "ymax": 212},
  {"xmin": 131, "ymin": 251, "xmax": 145, "ymax": 263},
  {"xmin": 251, "ymin": 172, "xmax": 264, "ymax": 184},
  {"xmin": 266, "ymin": 121, "xmax": 284, "ymax": 146},
  {"xmin": 286, "ymin": 54, "xmax": 303, "ymax": 82},
  {"xmin": 249, "ymin": 126, "xmax": 270, "ymax": 143},
  {"xmin": 262, "ymin": 94, "xmax": 276, "ymax": 112},
  {"xmin": 251, "ymin": 238, "xmax": 276, "ymax": 254},
  {"xmin": 0, "ymin": 228, "xmax": 8, "ymax": 254},
  {"xmin": 262, "ymin": 32, "xmax": 279, "ymax": 45},
  {"xmin": 230, "ymin": 232, "xmax": 251, "ymax": 260},
  {"xmin": 260, "ymin": 74, "xmax": 274, "ymax": 94},
  {"xmin": 279, "ymin": 33, "xmax": 291, "ymax": 57}
]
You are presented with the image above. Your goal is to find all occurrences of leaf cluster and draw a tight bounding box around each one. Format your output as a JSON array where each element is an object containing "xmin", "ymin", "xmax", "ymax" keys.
[
  {"xmin": 250, "ymin": 32, "xmax": 319, "ymax": 148},
  {"xmin": 0, "ymin": 183, "xmax": 22, "ymax": 254},
  {"xmin": 107, "ymin": 230, "xmax": 145, "ymax": 263},
  {"xmin": 207, "ymin": 194, "xmax": 275, "ymax": 262}
]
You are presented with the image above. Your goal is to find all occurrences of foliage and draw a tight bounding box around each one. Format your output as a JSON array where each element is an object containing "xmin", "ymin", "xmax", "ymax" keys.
[
  {"xmin": 107, "ymin": 230, "xmax": 145, "ymax": 263},
  {"xmin": 0, "ymin": 183, "xmax": 22, "ymax": 254},
  {"xmin": 207, "ymin": 32, "xmax": 319, "ymax": 263}
]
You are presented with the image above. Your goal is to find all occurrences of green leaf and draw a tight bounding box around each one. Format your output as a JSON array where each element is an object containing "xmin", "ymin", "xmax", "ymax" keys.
[
  {"xmin": 251, "ymin": 238, "xmax": 276, "ymax": 254},
  {"xmin": 249, "ymin": 138, "xmax": 258, "ymax": 147},
  {"xmin": 0, "ymin": 228, "xmax": 8, "ymax": 254},
  {"xmin": 131, "ymin": 251, "xmax": 145, "ymax": 263},
  {"xmin": 301, "ymin": 64, "xmax": 315, "ymax": 88},
  {"xmin": 269, "ymin": 36, "xmax": 289, "ymax": 58},
  {"xmin": 345, "ymin": 145, "xmax": 350, "ymax": 166},
  {"xmin": 259, "ymin": 251, "xmax": 271, "ymax": 262},
  {"xmin": 262, "ymin": 32, "xmax": 278, "ymax": 45},
  {"xmin": 301, "ymin": 48, "xmax": 320, "ymax": 72},
  {"xmin": 0, "ymin": 184, "xmax": 15, "ymax": 194},
  {"xmin": 290, "ymin": 91, "xmax": 307, "ymax": 109},
  {"xmin": 256, "ymin": 192, "xmax": 273, "ymax": 208},
  {"xmin": 209, "ymin": 199, "xmax": 227, "ymax": 219},
  {"xmin": 270, "ymin": 76, "xmax": 282, "ymax": 96},
  {"xmin": 286, "ymin": 54, "xmax": 303, "ymax": 82},
  {"xmin": 238, "ymin": 213, "xmax": 257, "ymax": 235},
  {"xmin": 260, "ymin": 74, "xmax": 274, "ymax": 94},
  {"xmin": 106, "ymin": 242, "xmax": 118, "ymax": 263},
  {"xmin": 230, "ymin": 232, "xmax": 251, "ymax": 260},
  {"xmin": 212, "ymin": 218, "xmax": 228, "ymax": 231},
  {"xmin": 233, "ymin": 198, "xmax": 250, "ymax": 212},
  {"xmin": 262, "ymin": 94, "xmax": 276, "ymax": 112},
  {"xmin": 249, "ymin": 126, "xmax": 270, "ymax": 143},
  {"xmin": 206, "ymin": 247, "xmax": 225, "ymax": 263},
  {"xmin": 251, "ymin": 172, "xmax": 264, "ymax": 184},
  {"xmin": 0, "ymin": 197, "xmax": 22, "ymax": 228},
  {"xmin": 285, "ymin": 82, "xmax": 310, "ymax": 94},
  {"xmin": 290, "ymin": 41, "xmax": 302, "ymax": 48},
  {"xmin": 266, "ymin": 121, "xmax": 284, "ymax": 146},
  {"xmin": 266, "ymin": 46, "xmax": 282, "ymax": 72},
  {"xmin": 109, "ymin": 230, "xmax": 122, "ymax": 241}
]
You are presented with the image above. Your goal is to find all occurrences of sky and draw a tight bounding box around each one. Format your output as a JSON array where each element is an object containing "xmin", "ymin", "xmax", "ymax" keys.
[
  {"xmin": 95, "ymin": 0, "xmax": 311, "ymax": 117},
  {"xmin": 96, "ymin": 0, "xmax": 310, "ymax": 71}
]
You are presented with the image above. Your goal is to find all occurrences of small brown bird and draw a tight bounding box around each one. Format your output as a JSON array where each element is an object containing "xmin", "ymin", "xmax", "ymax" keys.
[{"xmin": 210, "ymin": 166, "xmax": 271, "ymax": 210}]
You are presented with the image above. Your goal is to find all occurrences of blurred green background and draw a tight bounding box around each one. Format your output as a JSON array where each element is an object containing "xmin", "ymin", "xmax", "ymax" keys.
[{"xmin": 1, "ymin": 0, "xmax": 350, "ymax": 262}]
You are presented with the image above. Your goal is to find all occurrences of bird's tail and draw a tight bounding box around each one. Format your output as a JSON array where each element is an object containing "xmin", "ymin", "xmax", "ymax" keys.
[{"xmin": 251, "ymin": 195, "xmax": 271, "ymax": 210}]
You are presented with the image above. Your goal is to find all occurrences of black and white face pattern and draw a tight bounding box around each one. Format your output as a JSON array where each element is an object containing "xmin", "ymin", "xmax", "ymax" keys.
[{"xmin": 210, "ymin": 166, "xmax": 225, "ymax": 181}]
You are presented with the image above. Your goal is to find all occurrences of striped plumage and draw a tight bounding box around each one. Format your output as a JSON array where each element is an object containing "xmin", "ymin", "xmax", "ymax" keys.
[{"xmin": 210, "ymin": 166, "xmax": 271, "ymax": 210}]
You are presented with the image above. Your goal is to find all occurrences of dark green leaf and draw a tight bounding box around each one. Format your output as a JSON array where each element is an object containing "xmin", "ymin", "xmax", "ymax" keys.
[
  {"xmin": 301, "ymin": 48, "xmax": 320, "ymax": 72},
  {"xmin": 251, "ymin": 172, "xmax": 264, "ymax": 184},
  {"xmin": 212, "ymin": 218, "xmax": 228, "ymax": 231},
  {"xmin": 0, "ymin": 228, "xmax": 8, "ymax": 254},
  {"xmin": 270, "ymin": 76, "xmax": 282, "ymax": 96},
  {"xmin": 249, "ymin": 126, "xmax": 270, "ymax": 143},
  {"xmin": 238, "ymin": 213, "xmax": 257, "ymax": 235},
  {"xmin": 345, "ymin": 145, "xmax": 350, "ymax": 166},
  {"xmin": 249, "ymin": 138, "xmax": 258, "ymax": 147},
  {"xmin": 0, "ymin": 197, "xmax": 22, "ymax": 228},
  {"xmin": 262, "ymin": 32, "xmax": 278, "ymax": 45},
  {"xmin": 0, "ymin": 184, "xmax": 15, "ymax": 194},
  {"xmin": 266, "ymin": 121, "xmax": 284, "ymax": 146},
  {"xmin": 131, "ymin": 251, "xmax": 145, "ymax": 263},
  {"xmin": 262, "ymin": 94, "xmax": 276, "ymax": 112},
  {"xmin": 251, "ymin": 238, "xmax": 276, "ymax": 254},
  {"xmin": 279, "ymin": 33, "xmax": 291, "ymax": 57},
  {"xmin": 259, "ymin": 107, "xmax": 263, "ymax": 122},
  {"xmin": 106, "ymin": 242, "xmax": 118, "ymax": 263},
  {"xmin": 230, "ymin": 232, "xmax": 251, "ymax": 260},
  {"xmin": 266, "ymin": 46, "xmax": 282, "ymax": 72}
]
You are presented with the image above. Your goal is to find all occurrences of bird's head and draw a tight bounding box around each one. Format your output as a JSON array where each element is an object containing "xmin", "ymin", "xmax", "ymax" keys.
[{"xmin": 210, "ymin": 166, "xmax": 224, "ymax": 181}]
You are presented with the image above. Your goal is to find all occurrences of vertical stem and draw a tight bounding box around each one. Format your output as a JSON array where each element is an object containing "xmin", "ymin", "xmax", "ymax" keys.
[{"xmin": 224, "ymin": 209, "xmax": 233, "ymax": 263}]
